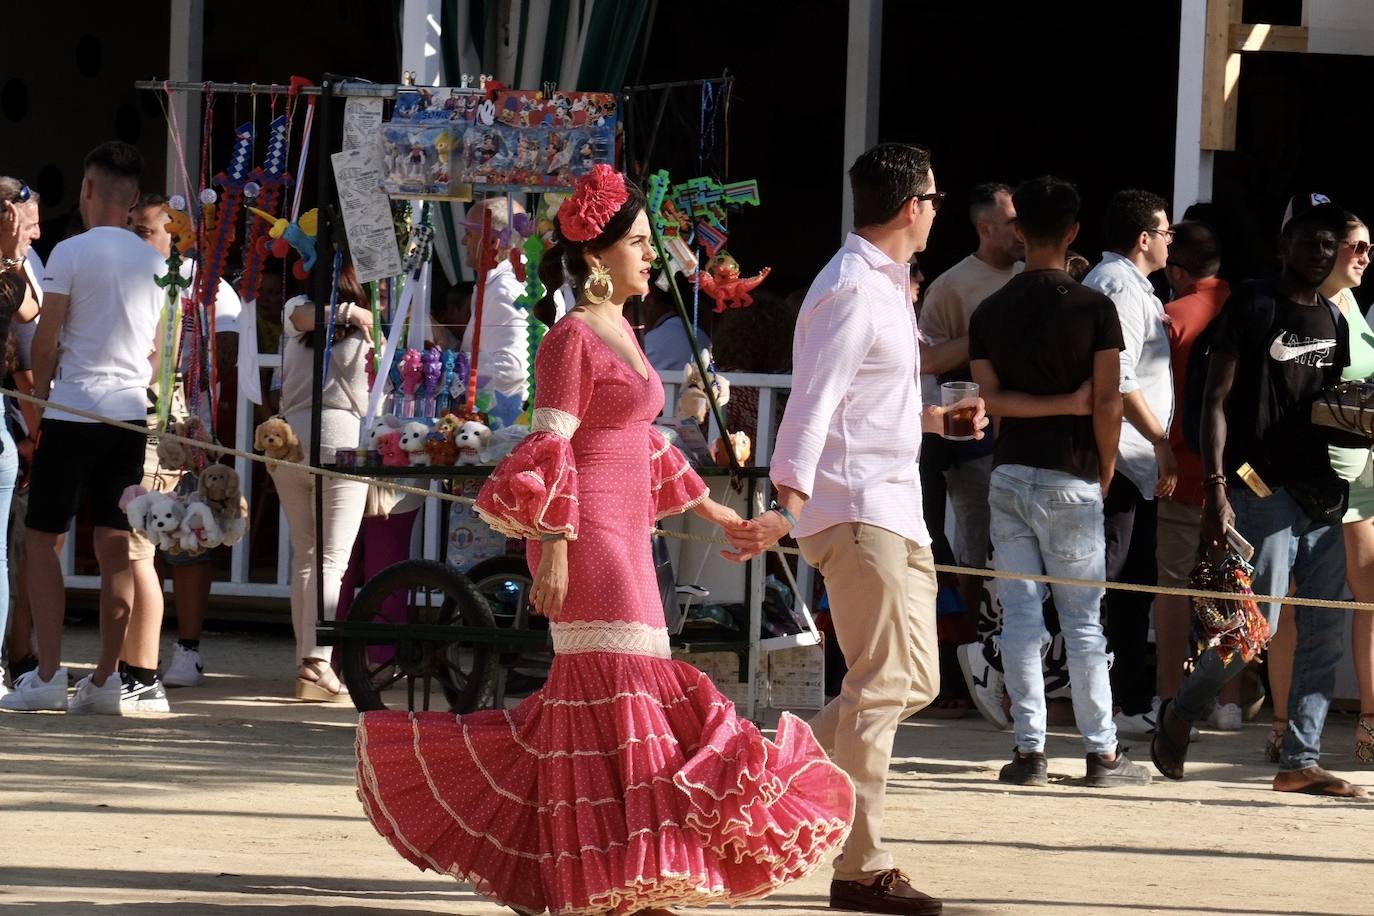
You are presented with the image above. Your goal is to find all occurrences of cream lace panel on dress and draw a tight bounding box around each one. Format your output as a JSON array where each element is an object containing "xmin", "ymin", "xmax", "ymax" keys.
[
  {"xmin": 532, "ymin": 407, "xmax": 581, "ymax": 439},
  {"xmin": 551, "ymin": 620, "xmax": 671, "ymax": 658}
]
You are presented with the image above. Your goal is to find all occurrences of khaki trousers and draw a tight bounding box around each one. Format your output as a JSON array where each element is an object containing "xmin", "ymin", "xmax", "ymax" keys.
[{"xmin": 801, "ymin": 522, "xmax": 939, "ymax": 881}]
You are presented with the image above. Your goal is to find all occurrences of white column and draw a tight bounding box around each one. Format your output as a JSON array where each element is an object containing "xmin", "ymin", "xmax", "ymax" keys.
[
  {"xmin": 402, "ymin": 0, "xmax": 445, "ymax": 85},
  {"xmin": 165, "ymin": 0, "xmax": 204, "ymax": 196},
  {"xmin": 841, "ymin": 0, "xmax": 882, "ymax": 240},
  {"xmin": 1173, "ymin": 0, "xmax": 1213, "ymax": 213}
]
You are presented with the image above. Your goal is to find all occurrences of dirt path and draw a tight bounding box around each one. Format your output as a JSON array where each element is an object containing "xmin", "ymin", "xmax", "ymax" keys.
[{"xmin": 2, "ymin": 624, "xmax": 1372, "ymax": 915}]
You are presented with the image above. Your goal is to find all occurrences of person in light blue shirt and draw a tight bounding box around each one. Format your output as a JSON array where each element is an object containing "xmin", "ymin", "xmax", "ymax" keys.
[
  {"xmin": 1082, "ymin": 189, "xmax": 1179, "ymax": 738},
  {"xmin": 642, "ymin": 287, "xmax": 710, "ymax": 374}
]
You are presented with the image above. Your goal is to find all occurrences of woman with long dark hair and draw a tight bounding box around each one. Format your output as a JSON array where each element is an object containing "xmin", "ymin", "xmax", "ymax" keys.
[
  {"xmin": 355, "ymin": 166, "xmax": 853, "ymax": 914},
  {"xmin": 270, "ymin": 257, "xmax": 372, "ymax": 701}
]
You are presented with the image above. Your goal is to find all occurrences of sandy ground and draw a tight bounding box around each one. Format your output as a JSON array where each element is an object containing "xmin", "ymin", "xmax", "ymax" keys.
[{"xmin": 2, "ymin": 623, "xmax": 1373, "ymax": 916}]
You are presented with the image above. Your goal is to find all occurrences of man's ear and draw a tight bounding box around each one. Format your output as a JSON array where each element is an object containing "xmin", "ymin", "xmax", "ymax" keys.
[{"xmin": 1066, "ymin": 222, "xmax": 1081, "ymax": 246}]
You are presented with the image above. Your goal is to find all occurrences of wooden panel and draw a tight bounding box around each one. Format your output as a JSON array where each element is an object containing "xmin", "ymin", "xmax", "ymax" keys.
[
  {"xmin": 1231, "ymin": 23, "xmax": 1310, "ymax": 52},
  {"xmin": 1200, "ymin": 0, "xmax": 1242, "ymax": 151}
]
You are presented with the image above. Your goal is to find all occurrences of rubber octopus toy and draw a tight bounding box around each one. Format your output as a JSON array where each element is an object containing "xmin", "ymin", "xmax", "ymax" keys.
[{"xmin": 697, "ymin": 252, "xmax": 771, "ymax": 313}]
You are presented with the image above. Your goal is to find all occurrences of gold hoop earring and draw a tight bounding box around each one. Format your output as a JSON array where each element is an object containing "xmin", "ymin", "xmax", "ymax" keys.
[{"xmin": 583, "ymin": 264, "xmax": 613, "ymax": 305}]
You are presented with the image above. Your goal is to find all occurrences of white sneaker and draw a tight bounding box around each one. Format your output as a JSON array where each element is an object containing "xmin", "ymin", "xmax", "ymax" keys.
[
  {"xmin": 957, "ymin": 641, "xmax": 1010, "ymax": 730},
  {"xmin": 1210, "ymin": 702, "xmax": 1243, "ymax": 732},
  {"xmin": 162, "ymin": 644, "xmax": 206, "ymax": 687},
  {"xmin": 69, "ymin": 673, "xmax": 124, "ymax": 715},
  {"xmin": 1113, "ymin": 709, "xmax": 1157, "ymax": 738},
  {"xmin": 0, "ymin": 667, "xmax": 69, "ymax": 711}
]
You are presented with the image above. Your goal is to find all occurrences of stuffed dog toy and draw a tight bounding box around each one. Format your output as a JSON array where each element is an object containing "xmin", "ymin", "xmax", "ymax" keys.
[
  {"xmin": 454, "ymin": 420, "xmax": 492, "ymax": 465},
  {"xmin": 675, "ymin": 352, "xmax": 730, "ymax": 425},
  {"xmin": 254, "ymin": 416, "xmax": 304, "ymax": 462},
  {"xmin": 197, "ymin": 464, "xmax": 247, "ymax": 546},
  {"xmin": 377, "ymin": 431, "xmax": 409, "ymax": 468},
  {"xmin": 399, "ymin": 421, "xmax": 432, "ymax": 466}
]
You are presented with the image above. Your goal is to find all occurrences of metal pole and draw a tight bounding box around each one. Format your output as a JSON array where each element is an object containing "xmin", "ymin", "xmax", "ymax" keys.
[{"xmin": 311, "ymin": 78, "xmax": 336, "ymax": 631}]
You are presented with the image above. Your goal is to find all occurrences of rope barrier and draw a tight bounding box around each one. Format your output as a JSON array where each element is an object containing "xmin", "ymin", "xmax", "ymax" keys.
[{"xmin": 11, "ymin": 384, "xmax": 1374, "ymax": 613}]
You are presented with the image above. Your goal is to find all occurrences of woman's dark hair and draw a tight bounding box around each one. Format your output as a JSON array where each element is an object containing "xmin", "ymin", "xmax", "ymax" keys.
[
  {"xmin": 534, "ymin": 180, "xmax": 648, "ymax": 324},
  {"xmin": 299, "ymin": 255, "xmax": 368, "ymax": 348}
]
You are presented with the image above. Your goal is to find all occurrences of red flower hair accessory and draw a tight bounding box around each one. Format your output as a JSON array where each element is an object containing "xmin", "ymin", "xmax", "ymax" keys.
[{"xmin": 557, "ymin": 164, "xmax": 629, "ymax": 242}]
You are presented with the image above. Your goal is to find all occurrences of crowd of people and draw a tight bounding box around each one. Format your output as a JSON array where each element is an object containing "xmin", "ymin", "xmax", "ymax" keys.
[{"xmin": 3, "ymin": 132, "xmax": 1373, "ymax": 913}]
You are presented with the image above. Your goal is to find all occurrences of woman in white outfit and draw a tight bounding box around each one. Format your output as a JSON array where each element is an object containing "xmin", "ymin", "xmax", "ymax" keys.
[{"xmin": 271, "ymin": 260, "xmax": 373, "ymax": 700}]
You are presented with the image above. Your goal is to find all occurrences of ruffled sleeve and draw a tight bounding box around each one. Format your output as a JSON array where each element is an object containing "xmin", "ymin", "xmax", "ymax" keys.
[
  {"xmin": 649, "ymin": 425, "xmax": 708, "ymax": 520},
  {"xmin": 474, "ymin": 324, "xmax": 591, "ymax": 540}
]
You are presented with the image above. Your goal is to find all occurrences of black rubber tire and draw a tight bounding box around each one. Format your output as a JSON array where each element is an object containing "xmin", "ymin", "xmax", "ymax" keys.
[
  {"xmin": 339, "ymin": 559, "xmax": 497, "ymax": 713},
  {"xmin": 466, "ymin": 555, "xmax": 552, "ymax": 694}
]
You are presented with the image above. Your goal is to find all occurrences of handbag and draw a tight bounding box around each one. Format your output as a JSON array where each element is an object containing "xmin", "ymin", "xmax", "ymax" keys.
[{"xmin": 1286, "ymin": 474, "xmax": 1348, "ymax": 525}]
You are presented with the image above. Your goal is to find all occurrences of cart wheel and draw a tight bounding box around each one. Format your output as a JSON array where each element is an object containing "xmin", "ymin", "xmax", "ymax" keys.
[
  {"xmin": 340, "ymin": 559, "xmax": 497, "ymax": 713},
  {"xmin": 466, "ymin": 555, "xmax": 552, "ymax": 697}
]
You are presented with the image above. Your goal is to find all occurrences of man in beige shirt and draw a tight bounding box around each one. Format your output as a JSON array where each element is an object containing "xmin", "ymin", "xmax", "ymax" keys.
[{"xmin": 918, "ymin": 183, "xmax": 1023, "ymax": 728}]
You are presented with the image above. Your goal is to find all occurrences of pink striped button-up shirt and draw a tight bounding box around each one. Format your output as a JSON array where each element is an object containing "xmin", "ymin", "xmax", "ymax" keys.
[{"xmin": 772, "ymin": 233, "xmax": 930, "ymax": 546}]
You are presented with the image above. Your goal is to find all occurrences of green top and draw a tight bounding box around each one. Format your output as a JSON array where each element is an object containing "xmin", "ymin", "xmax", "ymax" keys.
[{"xmin": 1340, "ymin": 288, "xmax": 1374, "ymax": 381}]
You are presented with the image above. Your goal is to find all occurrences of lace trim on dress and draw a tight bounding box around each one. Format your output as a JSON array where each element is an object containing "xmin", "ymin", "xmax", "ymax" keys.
[
  {"xmin": 532, "ymin": 407, "xmax": 581, "ymax": 439},
  {"xmin": 551, "ymin": 620, "xmax": 672, "ymax": 658}
]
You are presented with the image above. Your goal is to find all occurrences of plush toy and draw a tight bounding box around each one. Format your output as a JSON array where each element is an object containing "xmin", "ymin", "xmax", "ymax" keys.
[
  {"xmin": 712, "ymin": 431, "xmax": 752, "ymax": 467},
  {"xmin": 454, "ymin": 420, "xmax": 492, "ymax": 465},
  {"xmin": 433, "ymin": 413, "xmax": 463, "ymax": 439},
  {"xmin": 157, "ymin": 417, "xmax": 214, "ymax": 472},
  {"xmin": 399, "ymin": 421, "xmax": 432, "ymax": 466},
  {"xmin": 132, "ymin": 492, "xmax": 186, "ymax": 552},
  {"xmin": 697, "ymin": 252, "xmax": 770, "ymax": 313},
  {"xmin": 176, "ymin": 500, "xmax": 223, "ymax": 554},
  {"xmin": 197, "ymin": 464, "xmax": 247, "ymax": 546},
  {"xmin": 377, "ymin": 431, "xmax": 409, "ymax": 468},
  {"xmin": 425, "ymin": 429, "xmax": 461, "ymax": 467},
  {"xmin": 676, "ymin": 353, "xmax": 730, "ymax": 425},
  {"xmin": 368, "ymin": 415, "xmax": 404, "ymax": 449},
  {"xmin": 254, "ymin": 416, "xmax": 304, "ymax": 463}
]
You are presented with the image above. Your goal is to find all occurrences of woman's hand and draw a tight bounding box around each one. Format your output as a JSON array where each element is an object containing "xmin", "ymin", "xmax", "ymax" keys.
[
  {"xmin": 341, "ymin": 301, "xmax": 373, "ymax": 345},
  {"xmin": 0, "ymin": 202, "xmax": 27, "ymax": 262},
  {"xmin": 693, "ymin": 496, "xmax": 742, "ymax": 529},
  {"xmin": 530, "ymin": 538, "xmax": 569, "ymax": 620}
]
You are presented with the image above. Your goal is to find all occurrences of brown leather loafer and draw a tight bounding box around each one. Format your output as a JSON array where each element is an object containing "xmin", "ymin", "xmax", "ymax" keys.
[
  {"xmin": 831, "ymin": 868, "xmax": 943, "ymax": 915},
  {"xmin": 1273, "ymin": 765, "xmax": 1369, "ymax": 798}
]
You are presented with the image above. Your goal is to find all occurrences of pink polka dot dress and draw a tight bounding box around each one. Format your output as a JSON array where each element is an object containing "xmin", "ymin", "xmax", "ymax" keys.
[{"xmin": 355, "ymin": 316, "xmax": 853, "ymax": 914}]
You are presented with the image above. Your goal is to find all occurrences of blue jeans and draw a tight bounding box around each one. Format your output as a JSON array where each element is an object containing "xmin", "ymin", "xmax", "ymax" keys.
[
  {"xmin": 989, "ymin": 465, "xmax": 1116, "ymax": 754},
  {"xmin": 0, "ymin": 427, "xmax": 17, "ymax": 664},
  {"xmin": 1173, "ymin": 486, "xmax": 1347, "ymax": 771}
]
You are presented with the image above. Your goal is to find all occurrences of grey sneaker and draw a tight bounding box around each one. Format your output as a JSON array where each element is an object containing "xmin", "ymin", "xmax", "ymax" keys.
[
  {"xmin": 120, "ymin": 672, "xmax": 171, "ymax": 713},
  {"xmin": 1085, "ymin": 746, "xmax": 1152, "ymax": 787},
  {"xmin": 998, "ymin": 748, "xmax": 1049, "ymax": 786}
]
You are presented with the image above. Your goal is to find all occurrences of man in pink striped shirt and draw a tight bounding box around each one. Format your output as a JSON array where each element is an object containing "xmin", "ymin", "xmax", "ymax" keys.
[{"xmin": 726, "ymin": 143, "xmax": 984, "ymax": 916}]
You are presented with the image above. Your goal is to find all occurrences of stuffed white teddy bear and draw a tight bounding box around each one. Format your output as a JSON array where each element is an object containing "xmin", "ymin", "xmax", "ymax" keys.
[
  {"xmin": 399, "ymin": 421, "xmax": 432, "ymax": 466},
  {"xmin": 454, "ymin": 420, "xmax": 492, "ymax": 465}
]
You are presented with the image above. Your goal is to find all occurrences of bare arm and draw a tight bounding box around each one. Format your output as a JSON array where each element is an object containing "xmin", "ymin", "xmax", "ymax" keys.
[
  {"xmin": 970, "ymin": 358, "xmax": 1092, "ymax": 418},
  {"xmin": 30, "ymin": 292, "xmax": 68, "ymax": 424},
  {"xmin": 1092, "ymin": 348, "xmax": 1123, "ymax": 493},
  {"xmin": 289, "ymin": 300, "xmax": 372, "ymax": 343},
  {"xmin": 1201, "ymin": 350, "xmax": 1238, "ymax": 543},
  {"xmin": 919, "ymin": 336, "xmax": 969, "ymax": 376}
]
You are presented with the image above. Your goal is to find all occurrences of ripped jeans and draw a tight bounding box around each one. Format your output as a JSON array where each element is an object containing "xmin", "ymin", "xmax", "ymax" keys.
[{"xmin": 989, "ymin": 465, "xmax": 1117, "ymax": 755}]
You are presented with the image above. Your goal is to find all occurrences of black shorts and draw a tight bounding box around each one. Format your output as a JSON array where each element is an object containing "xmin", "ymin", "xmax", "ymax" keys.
[{"xmin": 26, "ymin": 419, "xmax": 146, "ymax": 533}]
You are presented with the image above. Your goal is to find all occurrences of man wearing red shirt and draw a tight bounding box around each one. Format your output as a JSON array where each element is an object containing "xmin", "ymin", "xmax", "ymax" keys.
[{"xmin": 1154, "ymin": 220, "xmax": 1241, "ymax": 725}]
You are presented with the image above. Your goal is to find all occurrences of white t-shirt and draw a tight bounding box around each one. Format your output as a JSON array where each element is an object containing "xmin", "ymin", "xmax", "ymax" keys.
[
  {"xmin": 42, "ymin": 226, "xmax": 166, "ymax": 423},
  {"xmin": 177, "ymin": 261, "xmax": 242, "ymax": 335}
]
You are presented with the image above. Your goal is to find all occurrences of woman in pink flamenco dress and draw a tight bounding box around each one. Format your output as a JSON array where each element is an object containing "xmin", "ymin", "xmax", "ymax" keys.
[{"xmin": 355, "ymin": 166, "xmax": 853, "ymax": 915}]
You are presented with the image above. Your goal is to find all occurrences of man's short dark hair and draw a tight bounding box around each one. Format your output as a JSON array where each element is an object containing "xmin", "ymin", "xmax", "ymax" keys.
[
  {"xmin": 1281, "ymin": 201, "xmax": 1348, "ymax": 241},
  {"xmin": 83, "ymin": 141, "xmax": 144, "ymax": 182},
  {"xmin": 136, "ymin": 192, "xmax": 168, "ymax": 210},
  {"xmin": 1011, "ymin": 176, "xmax": 1080, "ymax": 246},
  {"xmin": 1103, "ymin": 188, "xmax": 1169, "ymax": 253},
  {"xmin": 849, "ymin": 143, "xmax": 931, "ymax": 228},
  {"xmin": 1167, "ymin": 221, "xmax": 1221, "ymax": 277},
  {"xmin": 969, "ymin": 182, "xmax": 1011, "ymax": 225}
]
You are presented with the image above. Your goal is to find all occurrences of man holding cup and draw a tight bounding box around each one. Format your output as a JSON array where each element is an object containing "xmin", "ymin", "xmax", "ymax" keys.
[
  {"xmin": 725, "ymin": 142, "xmax": 984, "ymax": 916},
  {"xmin": 968, "ymin": 176, "xmax": 1152, "ymax": 787}
]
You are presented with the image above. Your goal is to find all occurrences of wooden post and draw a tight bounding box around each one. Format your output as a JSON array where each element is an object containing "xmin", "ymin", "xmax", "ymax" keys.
[{"xmin": 1200, "ymin": 0, "xmax": 1242, "ymax": 151}]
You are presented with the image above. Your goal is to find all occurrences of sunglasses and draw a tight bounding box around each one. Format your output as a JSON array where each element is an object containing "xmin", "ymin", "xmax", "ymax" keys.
[
  {"xmin": 9, "ymin": 183, "xmax": 30, "ymax": 204},
  {"xmin": 1340, "ymin": 239, "xmax": 1373, "ymax": 258},
  {"xmin": 913, "ymin": 190, "xmax": 946, "ymax": 212}
]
